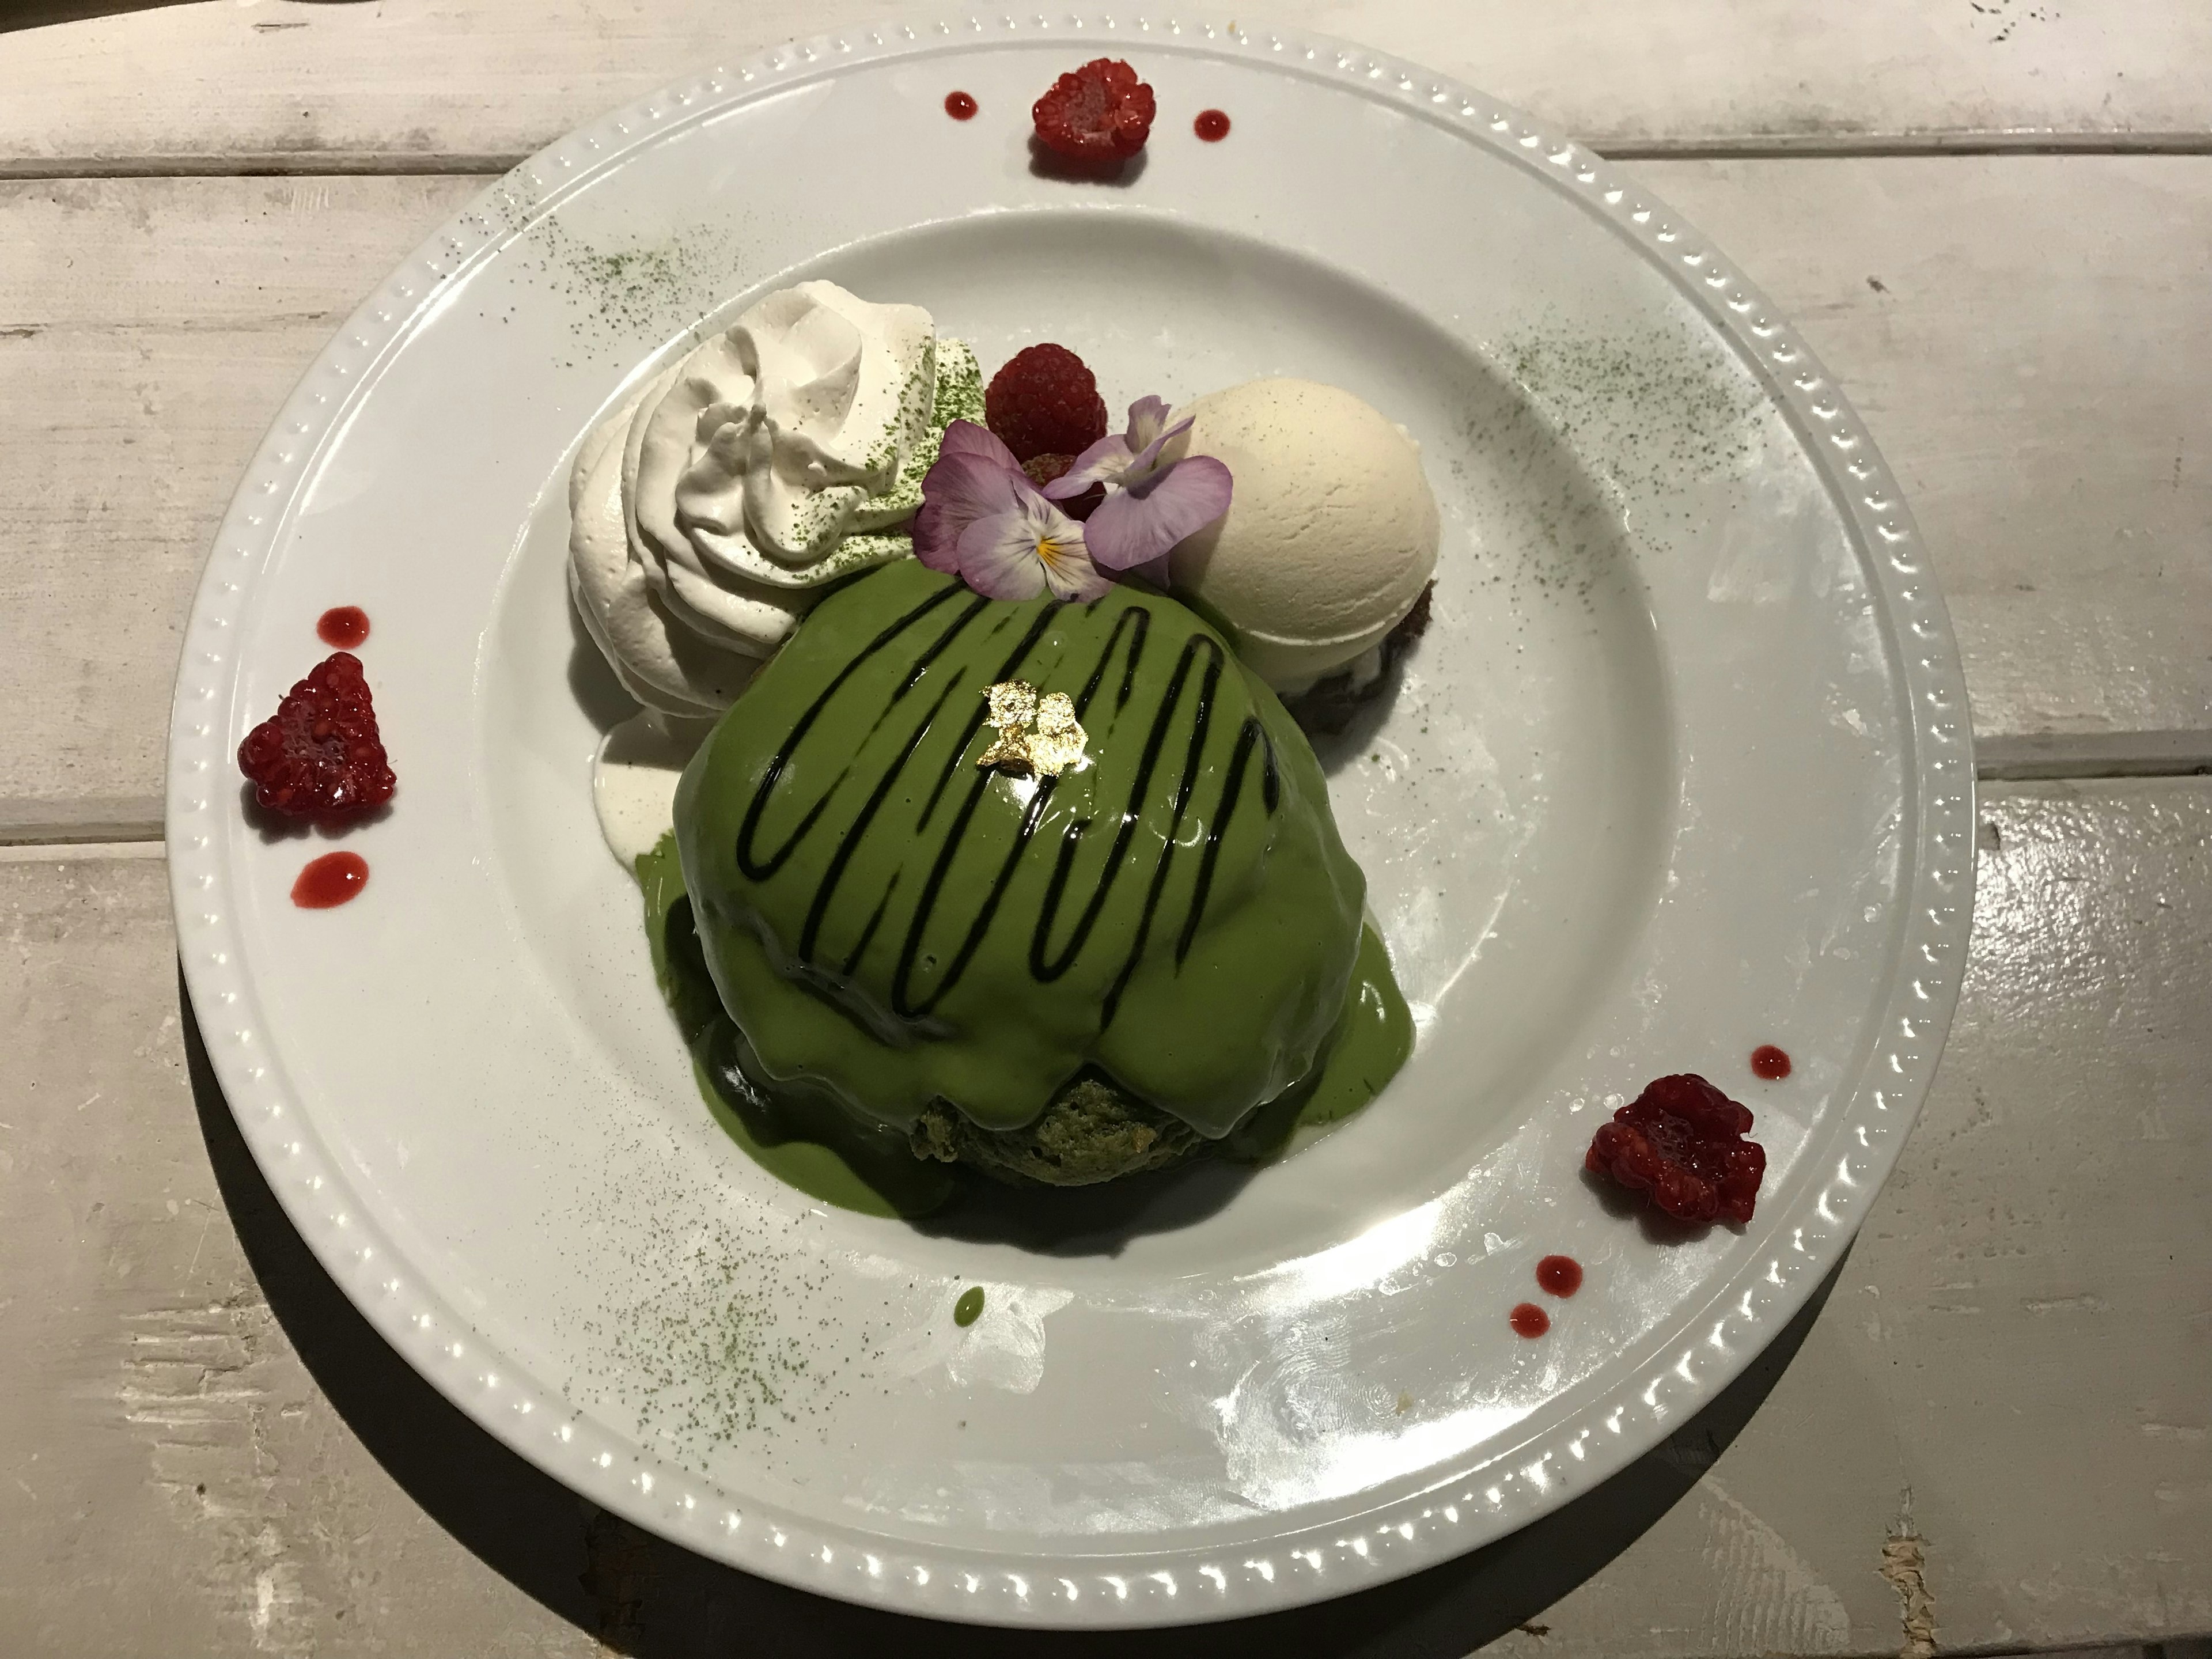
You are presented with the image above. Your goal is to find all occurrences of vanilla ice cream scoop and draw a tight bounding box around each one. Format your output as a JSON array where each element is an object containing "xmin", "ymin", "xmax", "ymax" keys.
[{"xmin": 1163, "ymin": 378, "xmax": 1438, "ymax": 691}]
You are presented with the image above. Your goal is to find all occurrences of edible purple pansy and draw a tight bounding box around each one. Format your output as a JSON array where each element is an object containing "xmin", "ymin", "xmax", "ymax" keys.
[
  {"xmin": 1044, "ymin": 396, "xmax": 1233, "ymax": 578},
  {"xmin": 913, "ymin": 421, "xmax": 1110, "ymax": 602}
]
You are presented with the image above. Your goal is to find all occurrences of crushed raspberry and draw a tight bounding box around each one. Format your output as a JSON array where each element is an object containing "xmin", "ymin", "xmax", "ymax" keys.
[
  {"xmin": 1021, "ymin": 452, "xmax": 1104, "ymax": 520},
  {"xmin": 1032, "ymin": 57, "xmax": 1157, "ymax": 164},
  {"xmin": 1022, "ymin": 452, "xmax": 1074, "ymax": 487},
  {"xmin": 986, "ymin": 344, "xmax": 1108, "ymax": 463},
  {"xmin": 1586, "ymin": 1073, "xmax": 1766, "ymax": 1226},
  {"xmin": 237, "ymin": 651, "xmax": 396, "ymax": 820}
]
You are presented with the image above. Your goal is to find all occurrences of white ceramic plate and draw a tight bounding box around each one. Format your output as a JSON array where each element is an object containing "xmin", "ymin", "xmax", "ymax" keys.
[{"xmin": 168, "ymin": 14, "xmax": 1973, "ymax": 1630}]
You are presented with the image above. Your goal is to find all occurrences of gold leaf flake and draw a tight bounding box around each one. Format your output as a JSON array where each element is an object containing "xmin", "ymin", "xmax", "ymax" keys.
[
  {"xmin": 1029, "ymin": 692, "xmax": 1088, "ymax": 777},
  {"xmin": 984, "ymin": 679, "xmax": 1037, "ymax": 732},
  {"xmin": 976, "ymin": 680, "xmax": 1088, "ymax": 778}
]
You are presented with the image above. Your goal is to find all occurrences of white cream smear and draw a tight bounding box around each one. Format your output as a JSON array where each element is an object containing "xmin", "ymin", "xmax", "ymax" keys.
[{"xmin": 593, "ymin": 711, "xmax": 717, "ymax": 868}]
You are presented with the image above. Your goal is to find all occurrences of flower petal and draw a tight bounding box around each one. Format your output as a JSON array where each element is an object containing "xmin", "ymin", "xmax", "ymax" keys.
[
  {"xmin": 1021, "ymin": 494, "xmax": 1112, "ymax": 601},
  {"xmin": 1043, "ymin": 431, "xmax": 1133, "ymax": 498},
  {"xmin": 1036, "ymin": 533, "xmax": 1112, "ymax": 601},
  {"xmin": 937, "ymin": 418, "xmax": 1021, "ymax": 470},
  {"xmin": 953, "ymin": 510, "xmax": 1051, "ymax": 600},
  {"xmin": 914, "ymin": 451, "xmax": 1022, "ymax": 571},
  {"xmin": 1124, "ymin": 395, "xmax": 1173, "ymax": 453},
  {"xmin": 1120, "ymin": 412, "xmax": 1196, "ymax": 489},
  {"xmin": 1082, "ymin": 454, "xmax": 1233, "ymax": 570},
  {"xmin": 952, "ymin": 490, "xmax": 1100, "ymax": 600}
]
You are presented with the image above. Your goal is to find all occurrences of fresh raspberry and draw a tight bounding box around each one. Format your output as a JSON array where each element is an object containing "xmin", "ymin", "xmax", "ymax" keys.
[
  {"xmin": 237, "ymin": 651, "xmax": 396, "ymax": 820},
  {"xmin": 1586, "ymin": 1073, "xmax": 1766, "ymax": 1226},
  {"xmin": 1021, "ymin": 452, "xmax": 1105, "ymax": 521},
  {"xmin": 986, "ymin": 344, "xmax": 1108, "ymax": 463},
  {"xmin": 1031, "ymin": 58, "xmax": 1157, "ymax": 164}
]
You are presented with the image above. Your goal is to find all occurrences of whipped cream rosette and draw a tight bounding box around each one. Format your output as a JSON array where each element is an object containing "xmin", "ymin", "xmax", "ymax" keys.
[{"xmin": 568, "ymin": 280, "xmax": 980, "ymax": 715}]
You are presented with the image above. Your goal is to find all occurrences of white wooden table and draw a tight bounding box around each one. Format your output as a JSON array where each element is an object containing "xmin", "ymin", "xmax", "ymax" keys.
[{"xmin": 3, "ymin": 4, "xmax": 2208, "ymax": 1654}]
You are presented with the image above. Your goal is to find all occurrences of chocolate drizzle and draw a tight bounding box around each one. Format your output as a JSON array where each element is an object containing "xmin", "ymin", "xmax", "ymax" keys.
[
  {"xmin": 1032, "ymin": 634, "xmax": 1224, "ymax": 985},
  {"xmin": 734, "ymin": 574, "xmax": 1284, "ymax": 1023},
  {"xmin": 681, "ymin": 561, "xmax": 1372, "ymax": 1139},
  {"xmin": 1074, "ymin": 604, "xmax": 1150, "ymax": 717},
  {"xmin": 916, "ymin": 600, "xmax": 1066, "ymax": 830},
  {"xmin": 1179, "ymin": 717, "xmax": 1279, "ymax": 966},
  {"xmin": 797, "ymin": 677, "xmax": 959, "ymax": 965},
  {"xmin": 735, "ymin": 579, "xmax": 966, "ymax": 881}
]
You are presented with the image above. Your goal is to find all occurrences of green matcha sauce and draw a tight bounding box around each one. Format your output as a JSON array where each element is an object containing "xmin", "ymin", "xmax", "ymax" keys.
[
  {"xmin": 635, "ymin": 562, "xmax": 1414, "ymax": 1217},
  {"xmin": 1222, "ymin": 922, "xmax": 1415, "ymax": 1162},
  {"xmin": 952, "ymin": 1286, "xmax": 985, "ymax": 1327},
  {"xmin": 639, "ymin": 834, "xmax": 955, "ymax": 1218}
]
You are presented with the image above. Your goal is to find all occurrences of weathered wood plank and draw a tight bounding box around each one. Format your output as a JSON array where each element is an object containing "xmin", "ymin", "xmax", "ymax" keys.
[
  {"xmin": 4, "ymin": 0, "xmax": 2211, "ymax": 173},
  {"xmin": 1496, "ymin": 778, "xmax": 2212, "ymax": 1657},
  {"xmin": 1640, "ymin": 155, "xmax": 2212, "ymax": 747},
  {"xmin": 3, "ymin": 160, "xmax": 2206, "ymax": 830},
  {"xmin": 0, "ymin": 175, "xmax": 482, "ymax": 838},
  {"xmin": 3, "ymin": 782, "xmax": 2208, "ymax": 1653},
  {"xmin": 0, "ymin": 842, "xmax": 596, "ymax": 1657}
]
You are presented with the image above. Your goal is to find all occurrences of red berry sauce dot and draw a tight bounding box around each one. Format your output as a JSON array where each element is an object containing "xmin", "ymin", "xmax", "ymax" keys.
[
  {"xmin": 1509, "ymin": 1302, "xmax": 1551, "ymax": 1339},
  {"xmin": 1751, "ymin": 1044, "xmax": 1793, "ymax": 1080},
  {"xmin": 1536, "ymin": 1255, "xmax": 1584, "ymax": 1297},
  {"xmin": 317, "ymin": 606, "xmax": 370, "ymax": 648},
  {"xmin": 1194, "ymin": 108, "xmax": 1231, "ymax": 141},
  {"xmin": 945, "ymin": 90, "xmax": 978, "ymax": 120},
  {"xmin": 293, "ymin": 850, "xmax": 369, "ymax": 910}
]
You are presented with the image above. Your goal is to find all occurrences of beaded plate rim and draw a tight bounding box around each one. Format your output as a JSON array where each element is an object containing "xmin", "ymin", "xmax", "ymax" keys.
[{"xmin": 166, "ymin": 11, "xmax": 1975, "ymax": 1628}]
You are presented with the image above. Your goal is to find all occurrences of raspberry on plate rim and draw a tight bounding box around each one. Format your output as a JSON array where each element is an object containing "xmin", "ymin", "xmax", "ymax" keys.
[
  {"xmin": 236, "ymin": 650, "xmax": 397, "ymax": 820},
  {"xmin": 1032, "ymin": 58, "xmax": 1158, "ymax": 164},
  {"xmin": 1586, "ymin": 1073, "xmax": 1767, "ymax": 1226}
]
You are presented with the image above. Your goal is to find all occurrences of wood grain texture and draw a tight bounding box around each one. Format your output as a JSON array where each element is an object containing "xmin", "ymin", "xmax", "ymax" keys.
[
  {"xmin": 4, "ymin": 0, "xmax": 2211, "ymax": 173},
  {"xmin": 3, "ymin": 160, "xmax": 2206, "ymax": 830},
  {"xmin": 0, "ymin": 843, "xmax": 596, "ymax": 1658},
  {"xmin": 1640, "ymin": 156, "xmax": 2212, "ymax": 747},
  {"xmin": 1497, "ymin": 778, "xmax": 2212, "ymax": 1657},
  {"xmin": 3, "ymin": 781, "xmax": 2207, "ymax": 1654},
  {"xmin": 0, "ymin": 175, "xmax": 481, "ymax": 837}
]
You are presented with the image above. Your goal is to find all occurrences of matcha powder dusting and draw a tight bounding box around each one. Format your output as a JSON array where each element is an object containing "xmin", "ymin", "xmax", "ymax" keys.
[{"xmin": 1499, "ymin": 321, "xmax": 1766, "ymax": 499}]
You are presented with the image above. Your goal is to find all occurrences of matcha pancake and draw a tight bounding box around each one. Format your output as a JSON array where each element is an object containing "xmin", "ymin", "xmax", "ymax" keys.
[{"xmin": 672, "ymin": 558, "xmax": 1403, "ymax": 1183}]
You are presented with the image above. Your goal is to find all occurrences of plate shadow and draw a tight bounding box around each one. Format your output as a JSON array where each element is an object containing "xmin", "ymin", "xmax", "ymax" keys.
[
  {"xmin": 185, "ymin": 972, "xmax": 1840, "ymax": 1658},
  {"xmin": 910, "ymin": 1153, "xmax": 1258, "ymax": 1256}
]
